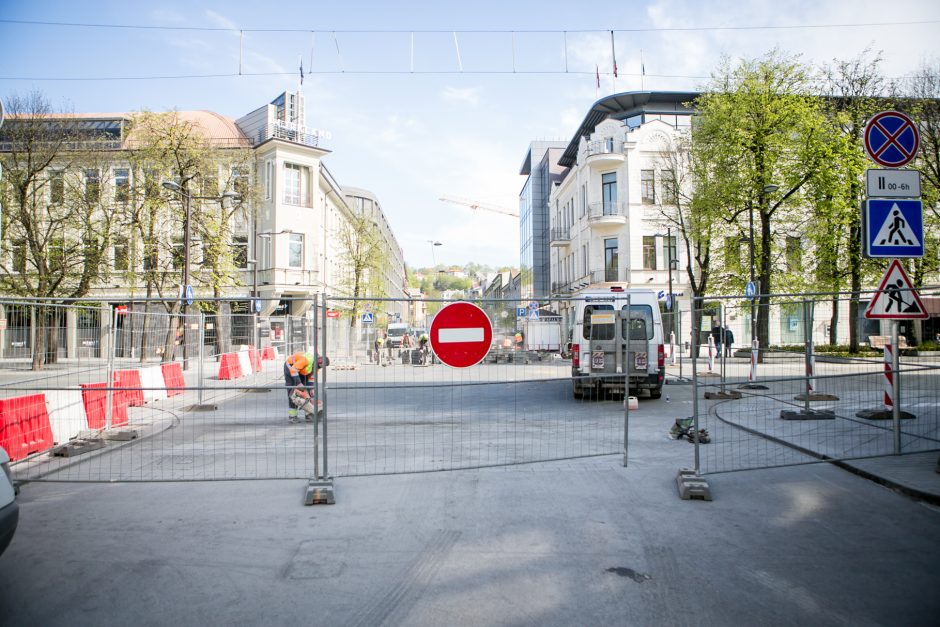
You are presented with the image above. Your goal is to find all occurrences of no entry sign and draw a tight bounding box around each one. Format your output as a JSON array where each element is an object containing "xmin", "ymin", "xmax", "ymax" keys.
[
  {"xmin": 430, "ymin": 302, "xmax": 493, "ymax": 368},
  {"xmin": 864, "ymin": 110, "xmax": 919, "ymax": 168}
]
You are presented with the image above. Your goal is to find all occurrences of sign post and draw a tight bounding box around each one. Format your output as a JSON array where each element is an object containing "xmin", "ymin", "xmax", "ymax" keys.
[{"xmin": 429, "ymin": 302, "xmax": 493, "ymax": 368}]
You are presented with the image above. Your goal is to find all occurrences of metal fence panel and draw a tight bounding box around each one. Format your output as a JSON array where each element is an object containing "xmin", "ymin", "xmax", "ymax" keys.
[{"xmin": 689, "ymin": 290, "xmax": 940, "ymax": 476}]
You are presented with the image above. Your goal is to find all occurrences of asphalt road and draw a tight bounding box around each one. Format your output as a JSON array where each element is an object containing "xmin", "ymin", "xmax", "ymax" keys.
[{"xmin": 1, "ymin": 359, "xmax": 939, "ymax": 625}]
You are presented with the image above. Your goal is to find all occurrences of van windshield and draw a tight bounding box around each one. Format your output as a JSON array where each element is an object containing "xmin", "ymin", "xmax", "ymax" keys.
[
  {"xmin": 387, "ymin": 328, "xmax": 407, "ymax": 337},
  {"xmin": 622, "ymin": 305, "xmax": 654, "ymax": 340}
]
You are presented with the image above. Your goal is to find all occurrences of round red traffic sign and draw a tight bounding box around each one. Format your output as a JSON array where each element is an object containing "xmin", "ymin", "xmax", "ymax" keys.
[
  {"xmin": 864, "ymin": 110, "xmax": 919, "ymax": 168},
  {"xmin": 429, "ymin": 302, "xmax": 493, "ymax": 368}
]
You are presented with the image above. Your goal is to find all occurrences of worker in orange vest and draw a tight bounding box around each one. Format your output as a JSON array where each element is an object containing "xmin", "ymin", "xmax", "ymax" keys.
[{"xmin": 284, "ymin": 351, "xmax": 328, "ymax": 423}]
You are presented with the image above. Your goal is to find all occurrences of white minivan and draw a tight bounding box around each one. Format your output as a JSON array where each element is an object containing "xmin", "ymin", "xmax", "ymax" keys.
[{"xmin": 570, "ymin": 287, "xmax": 665, "ymax": 399}]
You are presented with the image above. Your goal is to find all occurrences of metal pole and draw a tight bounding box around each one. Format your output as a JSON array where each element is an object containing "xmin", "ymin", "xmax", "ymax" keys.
[
  {"xmin": 667, "ymin": 227, "xmax": 674, "ymax": 339},
  {"xmin": 803, "ymin": 300, "xmax": 812, "ymax": 413},
  {"xmin": 198, "ymin": 312, "xmax": 205, "ymax": 406},
  {"xmin": 691, "ymin": 299, "xmax": 700, "ymax": 475},
  {"xmin": 312, "ymin": 297, "xmax": 319, "ymax": 480},
  {"xmin": 677, "ymin": 300, "xmax": 683, "ymax": 381},
  {"xmin": 182, "ymin": 189, "xmax": 192, "ymax": 371},
  {"xmin": 892, "ymin": 320, "xmax": 901, "ymax": 454},
  {"xmin": 623, "ymin": 294, "xmax": 630, "ymax": 467},
  {"xmin": 719, "ymin": 303, "xmax": 727, "ymax": 393},
  {"xmin": 105, "ymin": 306, "xmax": 117, "ymax": 431},
  {"xmin": 321, "ymin": 292, "xmax": 329, "ymax": 478},
  {"xmin": 749, "ymin": 204, "xmax": 757, "ymax": 354}
]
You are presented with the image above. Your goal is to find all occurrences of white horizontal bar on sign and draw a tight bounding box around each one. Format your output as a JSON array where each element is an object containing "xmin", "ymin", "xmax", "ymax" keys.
[{"xmin": 438, "ymin": 327, "xmax": 484, "ymax": 343}]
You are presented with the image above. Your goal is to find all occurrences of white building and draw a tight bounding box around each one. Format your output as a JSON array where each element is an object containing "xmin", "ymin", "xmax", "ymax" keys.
[{"xmin": 548, "ymin": 92, "xmax": 696, "ymax": 338}]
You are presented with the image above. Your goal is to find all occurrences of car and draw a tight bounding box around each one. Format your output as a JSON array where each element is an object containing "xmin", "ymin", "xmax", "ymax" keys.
[{"xmin": 0, "ymin": 446, "xmax": 19, "ymax": 557}]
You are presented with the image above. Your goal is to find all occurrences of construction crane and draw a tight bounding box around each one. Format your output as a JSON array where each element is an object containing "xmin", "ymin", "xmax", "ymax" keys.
[{"xmin": 439, "ymin": 194, "xmax": 519, "ymax": 218}]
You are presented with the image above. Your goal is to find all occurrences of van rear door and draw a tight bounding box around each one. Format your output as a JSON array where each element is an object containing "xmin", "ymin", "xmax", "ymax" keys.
[
  {"xmin": 583, "ymin": 304, "xmax": 618, "ymax": 376},
  {"xmin": 619, "ymin": 307, "xmax": 651, "ymax": 381}
]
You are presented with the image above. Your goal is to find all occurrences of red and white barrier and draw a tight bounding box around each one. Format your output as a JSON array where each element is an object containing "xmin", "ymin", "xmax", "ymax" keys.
[
  {"xmin": 806, "ymin": 352, "xmax": 818, "ymax": 394},
  {"xmin": 1, "ymin": 360, "xmax": 191, "ymax": 462},
  {"xmin": 669, "ymin": 331, "xmax": 677, "ymax": 366},
  {"xmin": 884, "ymin": 342, "xmax": 894, "ymax": 410}
]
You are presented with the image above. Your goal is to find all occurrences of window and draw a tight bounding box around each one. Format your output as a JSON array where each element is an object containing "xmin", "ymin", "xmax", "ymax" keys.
[
  {"xmin": 583, "ymin": 304, "xmax": 615, "ymax": 341},
  {"xmin": 581, "ymin": 184, "xmax": 587, "ymax": 217},
  {"xmin": 264, "ymin": 160, "xmax": 274, "ymax": 200},
  {"xmin": 114, "ymin": 168, "xmax": 129, "ymax": 203},
  {"xmin": 642, "ymin": 236, "xmax": 657, "ymax": 270},
  {"xmin": 11, "ymin": 240, "xmax": 27, "ymax": 273},
  {"xmin": 231, "ymin": 166, "xmax": 249, "ymax": 197},
  {"xmin": 621, "ymin": 304, "xmax": 654, "ymax": 340},
  {"xmin": 113, "ymin": 236, "xmax": 128, "ymax": 271},
  {"xmin": 143, "ymin": 243, "xmax": 158, "ymax": 272},
  {"xmin": 604, "ymin": 237, "xmax": 619, "ymax": 282},
  {"xmin": 665, "ymin": 235, "xmax": 678, "ymax": 271},
  {"xmin": 171, "ymin": 237, "xmax": 185, "ymax": 270},
  {"xmin": 601, "ymin": 172, "xmax": 617, "ymax": 215},
  {"xmin": 233, "ymin": 235, "xmax": 248, "ymax": 269},
  {"xmin": 85, "ymin": 169, "xmax": 100, "ymax": 203},
  {"xmin": 49, "ymin": 170, "xmax": 64, "ymax": 204},
  {"xmin": 144, "ymin": 169, "xmax": 160, "ymax": 200},
  {"xmin": 641, "ymin": 170, "xmax": 655, "ymax": 204},
  {"xmin": 661, "ymin": 169, "xmax": 677, "ymax": 205},
  {"xmin": 49, "ymin": 238, "xmax": 65, "ymax": 273},
  {"xmin": 284, "ymin": 163, "xmax": 305, "ymax": 205},
  {"xmin": 786, "ymin": 236, "xmax": 801, "ymax": 272},
  {"xmin": 200, "ymin": 175, "xmax": 218, "ymax": 198},
  {"xmin": 288, "ymin": 233, "xmax": 303, "ymax": 268}
]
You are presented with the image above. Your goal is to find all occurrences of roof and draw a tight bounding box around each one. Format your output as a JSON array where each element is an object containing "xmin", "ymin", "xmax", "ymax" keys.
[{"xmin": 558, "ymin": 91, "xmax": 699, "ymax": 167}]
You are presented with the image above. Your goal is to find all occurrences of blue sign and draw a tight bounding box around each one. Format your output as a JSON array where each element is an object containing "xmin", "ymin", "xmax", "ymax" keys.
[
  {"xmin": 184, "ymin": 284, "xmax": 194, "ymax": 306},
  {"xmin": 528, "ymin": 309, "xmax": 539, "ymax": 320},
  {"xmin": 665, "ymin": 294, "xmax": 673, "ymax": 311},
  {"xmin": 745, "ymin": 281, "xmax": 758, "ymax": 301},
  {"xmin": 360, "ymin": 312, "xmax": 374, "ymax": 324},
  {"xmin": 252, "ymin": 298, "xmax": 262, "ymax": 313},
  {"xmin": 864, "ymin": 111, "xmax": 919, "ymax": 168},
  {"xmin": 865, "ymin": 199, "xmax": 924, "ymax": 258},
  {"xmin": 516, "ymin": 308, "xmax": 526, "ymax": 318}
]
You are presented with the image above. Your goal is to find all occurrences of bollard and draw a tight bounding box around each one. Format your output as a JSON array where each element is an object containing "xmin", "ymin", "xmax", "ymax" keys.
[
  {"xmin": 707, "ymin": 335, "xmax": 715, "ymax": 372},
  {"xmin": 739, "ymin": 338, "xmax": 768, "ymax": 391},
  {"xmin": 669, "ymin": 331, "xmax": 677, "ymax": 366}
]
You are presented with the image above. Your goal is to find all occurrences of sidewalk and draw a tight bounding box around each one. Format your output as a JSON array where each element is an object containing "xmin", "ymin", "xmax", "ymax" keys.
[{"xmin": 840, "ymin": 451, "xmax": 940, "ymax": 504}]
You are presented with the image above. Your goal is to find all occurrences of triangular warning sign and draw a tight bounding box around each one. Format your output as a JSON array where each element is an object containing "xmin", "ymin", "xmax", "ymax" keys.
[
  {"xmin": 872, "ymin": 203, "xmax": 921, "ymax": 248},
  {"xmin": 865, "ymin": 260, "xmax": 929, "ymax": 319}
]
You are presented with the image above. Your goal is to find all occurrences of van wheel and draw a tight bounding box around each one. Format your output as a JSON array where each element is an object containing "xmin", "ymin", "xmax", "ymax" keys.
[{"xmin": 649, "ymin": 389, "xmax": 662, "ymax": 399}]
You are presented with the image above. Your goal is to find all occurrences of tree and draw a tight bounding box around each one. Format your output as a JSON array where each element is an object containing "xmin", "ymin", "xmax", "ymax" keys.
[
  {"xmin": 691, "ymin": 52, "xmax": 832, "ymax": 353},
  {"xmin": 653, "ymin": 130, "xmax": 724, "ymax": 356},
  {"xmin": 0, "ymin": 91, "xmax": 116, "ymax": 370},
  {"xmin": 817, "ymin": 49, "xmax": 893, "ymax": 350},
  {"xmin": 337, "ymin": 213, "xmax": 388, "ymax": 332},
  {"xmin": 123, "ymin": 111, "xmax": 251, "ymax": 360}
]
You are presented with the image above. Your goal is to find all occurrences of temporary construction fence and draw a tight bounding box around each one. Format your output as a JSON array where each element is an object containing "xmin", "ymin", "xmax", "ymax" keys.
[
  {"xmin": 686, "ymin": 289, "xmax": 940, "ymax": 480},
  {"xmin": 2, "ymin": 294, "xmax": 640, "ymax": 484}
]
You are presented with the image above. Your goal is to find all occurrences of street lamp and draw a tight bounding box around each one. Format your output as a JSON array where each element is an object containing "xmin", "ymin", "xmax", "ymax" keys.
[
  {"xmin": 427, "ymin": 240, "xmax": 442, "ymax": 267},
  {"xmin": 162, "ymin": 180, "xmax": 240, "ymax": 369}
]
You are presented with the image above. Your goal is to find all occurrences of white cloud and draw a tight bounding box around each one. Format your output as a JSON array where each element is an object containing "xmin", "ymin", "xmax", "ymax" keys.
[{"xmin": 441, "ymin": 86, "xmax": 481, "ymax": 106}]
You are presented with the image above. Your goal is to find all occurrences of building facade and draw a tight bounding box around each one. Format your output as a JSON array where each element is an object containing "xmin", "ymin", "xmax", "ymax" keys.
[{"xmin": 518, "ymin": 141, "xmax": 568, "ymax": 301}]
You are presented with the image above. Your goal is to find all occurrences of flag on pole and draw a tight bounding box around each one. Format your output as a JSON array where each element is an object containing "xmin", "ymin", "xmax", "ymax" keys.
[
  {"xmin": 610, "ymin": 31, "xmax": 618, "ymax": 78},
  {"xmin": 595, "ymin": 64, "xmax": 600, "ymax": 89},
  {"xmin": 299, "ymin": 56, "xmax": 304, "ymax": 86}
]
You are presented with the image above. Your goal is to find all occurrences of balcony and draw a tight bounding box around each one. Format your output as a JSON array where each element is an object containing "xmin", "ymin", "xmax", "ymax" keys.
[
  {"xmin": 587, "ymin": 201, "xmax": 627, "ymax": 228},
  {"xmin": 550, "ymin": 226, "xmax": 571, "ymax": 247},
  {"xmin": 582, "ymin": 138, "xmax": 625, "ymax": 169},
  {"xmin": 254, "ymin": 123, "xmax": 324, "ymax": 149}
]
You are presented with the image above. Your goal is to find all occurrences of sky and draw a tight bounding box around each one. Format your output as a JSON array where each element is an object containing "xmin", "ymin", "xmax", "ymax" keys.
[{"xmin": 2, "ymin": 0, "xmax": 940, "ymax": 270}]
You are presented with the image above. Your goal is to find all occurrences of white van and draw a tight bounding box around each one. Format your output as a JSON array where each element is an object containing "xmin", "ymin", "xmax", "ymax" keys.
[
  {"xmin": 570, "ymin": 287, "xmax": 665, "ymax": 399},
  {"xmin": 385, "ymin": 322, "xmax": 411, "ymax": 349}
]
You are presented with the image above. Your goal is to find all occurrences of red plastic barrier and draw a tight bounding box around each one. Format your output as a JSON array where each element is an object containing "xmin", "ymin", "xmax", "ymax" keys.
[
  {"xmin": 0, "ymin": 393, "xmax": 55, "ymax": 462},
  {"xmin": 218, "ymin": 353, "xmax": 243, "ymax": 380},
  {"xmin": 161, "ymin": 363, "xmax": 185, "ymax": 397},
  {"xmin": 113, "ymin": 369, "xmax": 145, "ymax": 407},
  {"xmin": 247, "ymin": 345, "xmax": 262, "ymax": 373},
  {"xmin": 80, "ymin": 382, "xmax": 129, "ymax": 430},
  {"xmin": 261, "ymin": 346, "xmax": 276, "ymax": 361}
]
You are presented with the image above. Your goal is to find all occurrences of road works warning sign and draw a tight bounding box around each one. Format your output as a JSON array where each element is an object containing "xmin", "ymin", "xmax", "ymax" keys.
[{"xmin": 864, "ymin": 260, "xmax": 928, "ymax": 320}]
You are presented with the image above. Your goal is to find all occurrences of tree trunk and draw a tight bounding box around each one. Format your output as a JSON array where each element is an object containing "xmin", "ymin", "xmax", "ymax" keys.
[
  {"xmin": 757, "ymin": 212, "xmax": 773, "ymax": 361},
  {"xmin": 31, "ymin": 305, "xmax": 45, "ymax": 372},
  {"xmin": 829, "ymin": 295, "xmax": 839, "ymax": 346}
]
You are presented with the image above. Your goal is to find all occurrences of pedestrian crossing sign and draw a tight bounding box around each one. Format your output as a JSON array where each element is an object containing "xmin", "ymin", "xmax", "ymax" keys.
[
  {"xmin": 864, "ymin": 199, "xmax": 923, "ymax": 258},
  {"xmin": 864, "ymin": 259, "xmax": 928, "ymax": 320},
  {"xmin": 361, "ymin": 312, "xmax": 374, "ymax": 324}
]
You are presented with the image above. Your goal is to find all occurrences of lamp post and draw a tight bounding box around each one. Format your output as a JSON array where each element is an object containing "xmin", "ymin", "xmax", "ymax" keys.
[
  {"xmin": 162, "ymin": 180, "xmax": 239, "ymax": 369},
  {"xmin": 427, "ymin": 240, "xmax": 442, "ymax": 267}
]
